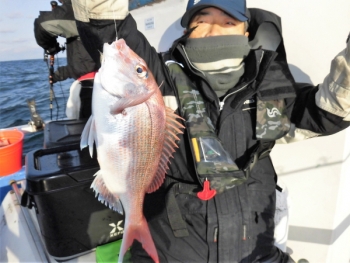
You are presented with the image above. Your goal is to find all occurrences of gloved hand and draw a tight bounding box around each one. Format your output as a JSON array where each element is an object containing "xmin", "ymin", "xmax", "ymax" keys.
[
  {"xmin": 49, "ymin": 71, "xmax": 61, "ymax": 84},
  {"xmin": 49, "ymin": 74, "xmax": 57, "ymax": 84},
  {"xmin": 45, "ymin": 42, "xmax": 64, "ymax": 56}
]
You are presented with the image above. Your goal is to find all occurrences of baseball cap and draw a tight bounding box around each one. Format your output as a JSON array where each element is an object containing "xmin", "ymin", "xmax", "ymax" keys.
[{"xmin": 181, "ymin": 0, "xmax": 248, "ymax": 28}]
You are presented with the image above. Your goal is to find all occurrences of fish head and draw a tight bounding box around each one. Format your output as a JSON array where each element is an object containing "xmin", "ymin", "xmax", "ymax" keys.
[{"xmin": 99, "ymin": 39, "xmax": 158, "ymax": 99}]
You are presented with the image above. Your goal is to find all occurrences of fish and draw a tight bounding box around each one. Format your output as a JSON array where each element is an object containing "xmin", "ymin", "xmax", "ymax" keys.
[{"xmin": 80, "ymin": 38, "xmax": 184, "ymax": 263}]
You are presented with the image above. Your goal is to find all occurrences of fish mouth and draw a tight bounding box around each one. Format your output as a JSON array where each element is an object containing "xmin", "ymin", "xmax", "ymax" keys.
[{"xmin": 115, "ymin": 38, "xmax": 127, "ymax": 50}]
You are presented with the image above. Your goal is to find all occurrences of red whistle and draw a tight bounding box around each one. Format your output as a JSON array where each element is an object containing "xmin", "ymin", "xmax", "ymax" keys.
[{"xmin": 197, "ymin": 179, "xmax": 216, "ymax": 200}]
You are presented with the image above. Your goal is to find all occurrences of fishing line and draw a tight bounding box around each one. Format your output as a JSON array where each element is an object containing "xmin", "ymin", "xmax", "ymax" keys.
[{"xmin": 110, "ymin": 1, "xmax": 118, "ymax": 40}]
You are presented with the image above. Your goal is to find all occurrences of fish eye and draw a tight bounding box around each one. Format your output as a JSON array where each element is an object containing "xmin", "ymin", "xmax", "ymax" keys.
[{"xmin": 135, "ymin": 65, "xmax": 148, "ymax": 79}]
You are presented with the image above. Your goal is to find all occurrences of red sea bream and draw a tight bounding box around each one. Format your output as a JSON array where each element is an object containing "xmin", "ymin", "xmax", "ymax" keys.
[{"xmin": 80, "ymin": 39, "xmax": 184, "ymax": 263}]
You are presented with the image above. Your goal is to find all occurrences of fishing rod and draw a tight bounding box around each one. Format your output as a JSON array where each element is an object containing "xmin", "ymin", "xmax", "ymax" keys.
[
  {"xmin": 44, "ymin": 0, "xmax": 66, "ymax": 120},
  {"xmin": 48, "ymin": 54, "xmax": 56, "ymax": 120},
  {"xmin": 24, "ymin": 0, "xmax": 64, "ymax": 131},
  {"xmin": 48, "ymin": 0, "xmax": 58, "ymax": 120}
]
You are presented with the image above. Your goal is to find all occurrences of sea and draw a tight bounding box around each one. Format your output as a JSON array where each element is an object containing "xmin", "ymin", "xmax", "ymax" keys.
[
  {"xmin": 0, "ymin": 57, "xmax": 74, "ymax": 202},
  {"xmin": 0, "ymin": 57, "xmax": 73, "ymax": 156}
]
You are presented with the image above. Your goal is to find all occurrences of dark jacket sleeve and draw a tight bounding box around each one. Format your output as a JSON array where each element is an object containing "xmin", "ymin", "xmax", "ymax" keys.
[
  {"xmin": 288, "ymin": 84, "xmax": 350, "ymax": 135},
  {"xmin": 34, "ymin": 11, "xmax": 61, "ymax": 54},
  {"xmin": 34, "ymin": 3, "xmax": 96, "ymax": 81},
  {"xmin": 53, "ymin": 37, "xmax": 96, "ymax": 81},
  {"xmin": 279, "ymin": 38, "xmax": 350, "ymax": 142},
  {"xmin": 274, "ymin": 81, "xmax": 350, "ymax": 145},
  {"xmin": 76, "ymin": 14, "xmax": 167, "ymax": 87}
]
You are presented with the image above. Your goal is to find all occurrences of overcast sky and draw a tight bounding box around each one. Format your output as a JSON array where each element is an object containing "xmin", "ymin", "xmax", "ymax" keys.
[{"xmin": 0, "ymin": 0, "xmax": 67, "ymax": 61}]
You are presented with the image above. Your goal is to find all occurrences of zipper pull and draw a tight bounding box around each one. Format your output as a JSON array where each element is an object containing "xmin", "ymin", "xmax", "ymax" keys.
[
  {"xmin": 219, "ymin": 101, "xmax": 224, "ymax": 111},
  {"xmin": 242, "ymin": 224, "xmax": 247, "ymax": 241},
  {"xmin": 213, "ymin": 227, "xmax": 218, "ymax": 243},
  {"xmin": 197, "ymin": 178, "xmax": 216, "ymax": 200}
]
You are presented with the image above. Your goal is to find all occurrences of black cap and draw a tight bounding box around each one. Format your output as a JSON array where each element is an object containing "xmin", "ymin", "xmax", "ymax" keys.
[{"xmin": 181, "ymin": 0, "xmax": 248, "ymax": 28}]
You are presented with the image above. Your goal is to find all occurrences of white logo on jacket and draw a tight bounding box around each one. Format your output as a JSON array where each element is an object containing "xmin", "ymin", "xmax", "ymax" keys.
[{"xmin": 267, "ymin": 107, "xmax": 281, "ymax": 118}]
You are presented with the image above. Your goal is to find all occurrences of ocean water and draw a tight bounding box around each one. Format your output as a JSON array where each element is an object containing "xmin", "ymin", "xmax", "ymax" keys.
[{"xmin": 0, "ymin": 57, "xmax": 73, "ymax": 156}]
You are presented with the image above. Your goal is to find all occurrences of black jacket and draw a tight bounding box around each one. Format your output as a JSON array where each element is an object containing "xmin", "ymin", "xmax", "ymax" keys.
[
  {"xmin": 34, "ymin": 0, "xmax": 95, "ymax": 81},
  {"xmin": 76, "ymin": 9, "xmax": 349, "ymax": 263}
]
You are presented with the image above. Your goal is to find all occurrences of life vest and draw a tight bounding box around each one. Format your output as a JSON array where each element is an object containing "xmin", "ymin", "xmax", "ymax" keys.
[
  {"xmin": 166, "ymin": 61, "xmax": 246, "ymax": 196},
  {"xmin": 166, "ymin": 58, "xmax": 295, "ymax": 194},
  {"xmin": 162, "ymin": 8, "xmax": 297, "ymax": 195}
]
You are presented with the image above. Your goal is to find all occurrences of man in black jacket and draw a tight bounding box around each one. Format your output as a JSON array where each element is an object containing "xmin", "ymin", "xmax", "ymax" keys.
[
  {"xmin": 71, "ymin": 0, "xmax": 350, "ymax": 262},
  {"xmin": 34, "ymin": 0, "xmax": 95, "ymax": 83}
]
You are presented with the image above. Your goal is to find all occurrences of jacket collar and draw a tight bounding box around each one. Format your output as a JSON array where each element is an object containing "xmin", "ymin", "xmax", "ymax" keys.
[{"xmin": 172, "ymin": 42, "xmax": 277, "ymax": 90}]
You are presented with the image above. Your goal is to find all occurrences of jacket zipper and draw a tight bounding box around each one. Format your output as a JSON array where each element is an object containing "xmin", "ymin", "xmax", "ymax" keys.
[
  {"xmin": 180, "ymin": 45, "xmax": 206, "ymax": 76},
  {"xmin": 219, "ymin": 83, "xmax": 249, "ymax": 111},
  {"xmin": 219, "ymin": 50, "xmax": 265, "ymax": 111}
]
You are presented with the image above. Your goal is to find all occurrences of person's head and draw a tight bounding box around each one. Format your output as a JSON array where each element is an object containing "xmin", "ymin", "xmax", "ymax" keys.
[{"xmin": 181, "ymin": 0, "xmax": 249, "ymax": 38}]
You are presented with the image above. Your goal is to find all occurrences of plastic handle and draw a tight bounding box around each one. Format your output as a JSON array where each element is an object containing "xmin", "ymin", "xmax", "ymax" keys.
[{"xmin": 197, "ymin": 180, "xmax": 216, "ymax": 200}]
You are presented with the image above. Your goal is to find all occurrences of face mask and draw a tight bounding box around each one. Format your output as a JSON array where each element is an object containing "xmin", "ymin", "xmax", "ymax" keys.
[{"xmin": 184, "ymin": 35, "xmax": 251, "ymax": 97}]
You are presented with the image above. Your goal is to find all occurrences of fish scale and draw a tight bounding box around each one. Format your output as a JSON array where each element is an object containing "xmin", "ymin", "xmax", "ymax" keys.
[{"xmin": 80, "ymin": 39, "xmax": 184, "ymax": 263}]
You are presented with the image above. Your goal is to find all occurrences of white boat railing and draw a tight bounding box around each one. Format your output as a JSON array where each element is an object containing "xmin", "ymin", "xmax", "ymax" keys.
[
  {"xmin": 10, "ymin": 181, "xmax": 50, "ymax": 262},
  {"xmin": 0, "ymin": 122, "xmax": 44, "ymax": 134}
]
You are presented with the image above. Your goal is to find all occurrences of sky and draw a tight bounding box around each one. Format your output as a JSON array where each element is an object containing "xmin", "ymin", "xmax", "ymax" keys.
[{"xmin": 0, "ymin": 0, "xmax": 67, "ymax": 61}]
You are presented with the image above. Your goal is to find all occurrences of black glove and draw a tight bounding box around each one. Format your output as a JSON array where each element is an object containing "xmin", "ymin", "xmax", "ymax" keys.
[
  {"xmin": 49, "ymin": 70, "xmax": 62, "ymax": 84},
  {"xmin": 49, "ymin": 74, "xmax": 57, "ymax": 84},
  {"xmin": 45, "ymin": 42, "xmax": 62, "ymax": 56}
]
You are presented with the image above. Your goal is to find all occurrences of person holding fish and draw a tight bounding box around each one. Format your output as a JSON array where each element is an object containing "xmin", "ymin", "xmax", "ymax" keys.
[{"xmin": 71, "ymin": 0, "xmax": 350, "ymax": 262}]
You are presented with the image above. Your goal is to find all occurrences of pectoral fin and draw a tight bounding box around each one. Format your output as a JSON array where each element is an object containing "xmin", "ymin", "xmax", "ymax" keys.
[
  {"xmin": 80, "ymin": 115, "xmax": 96, "ymax": 157},
  {"xmin": 110, "ymin": 89, "xmax": 156, "ymax": 115}
]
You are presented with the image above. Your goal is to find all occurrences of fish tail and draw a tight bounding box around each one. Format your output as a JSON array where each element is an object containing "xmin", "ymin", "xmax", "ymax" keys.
[
  {"xmin": 118, "ymin": 218, "xmax": 159, "ymax": 263},
  {"xmin": 91, "ymin": 171, "xmax": 124, "ymax": 214}
]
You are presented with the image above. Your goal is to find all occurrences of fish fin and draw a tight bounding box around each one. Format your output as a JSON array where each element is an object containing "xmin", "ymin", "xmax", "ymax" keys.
[
  {"xmin": 91, "ymin": 171, "xmax": 124, "ymax": 215},
  {"xmin": 110, "ymin": 89, "xmax": 156, "ymax": 115},
  {"xmin": 118, "ymin": 217, "xmax": 159, "ymax": 263},
  {"xmin": 147, "ymin": 107, "xmax": 185, "ymax": 193},
  {"xmin": 87, "ymin": 117, "xmax": 96, "ymax": 157},
  {"xmin": 80, "ymin": 115, "xmax": 96, "ymax": 157}
]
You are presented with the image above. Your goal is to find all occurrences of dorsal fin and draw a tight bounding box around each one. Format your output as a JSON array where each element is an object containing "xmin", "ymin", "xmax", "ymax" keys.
[{"xmin": 147, "ymin": 107, "xmax": 184, "ymax": 193}]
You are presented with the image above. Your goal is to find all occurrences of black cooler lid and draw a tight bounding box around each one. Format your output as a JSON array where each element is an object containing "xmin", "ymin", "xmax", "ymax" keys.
[
  {"xmin": 25, "ymin": 144, "xmax": 99, "ymax": 195},
  {"xmin": 44, "ymin": 119, "xmax": 88, "ymax": 148}
]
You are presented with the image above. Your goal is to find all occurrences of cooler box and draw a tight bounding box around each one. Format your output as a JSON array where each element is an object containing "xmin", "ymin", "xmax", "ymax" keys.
[
  {"xmin": 23, "ymin": 144, "xmax": 124, "ymax": 261},
  {"xmin": 43, "ymin": 119, "xmax": 87, "ymax": 148}
]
